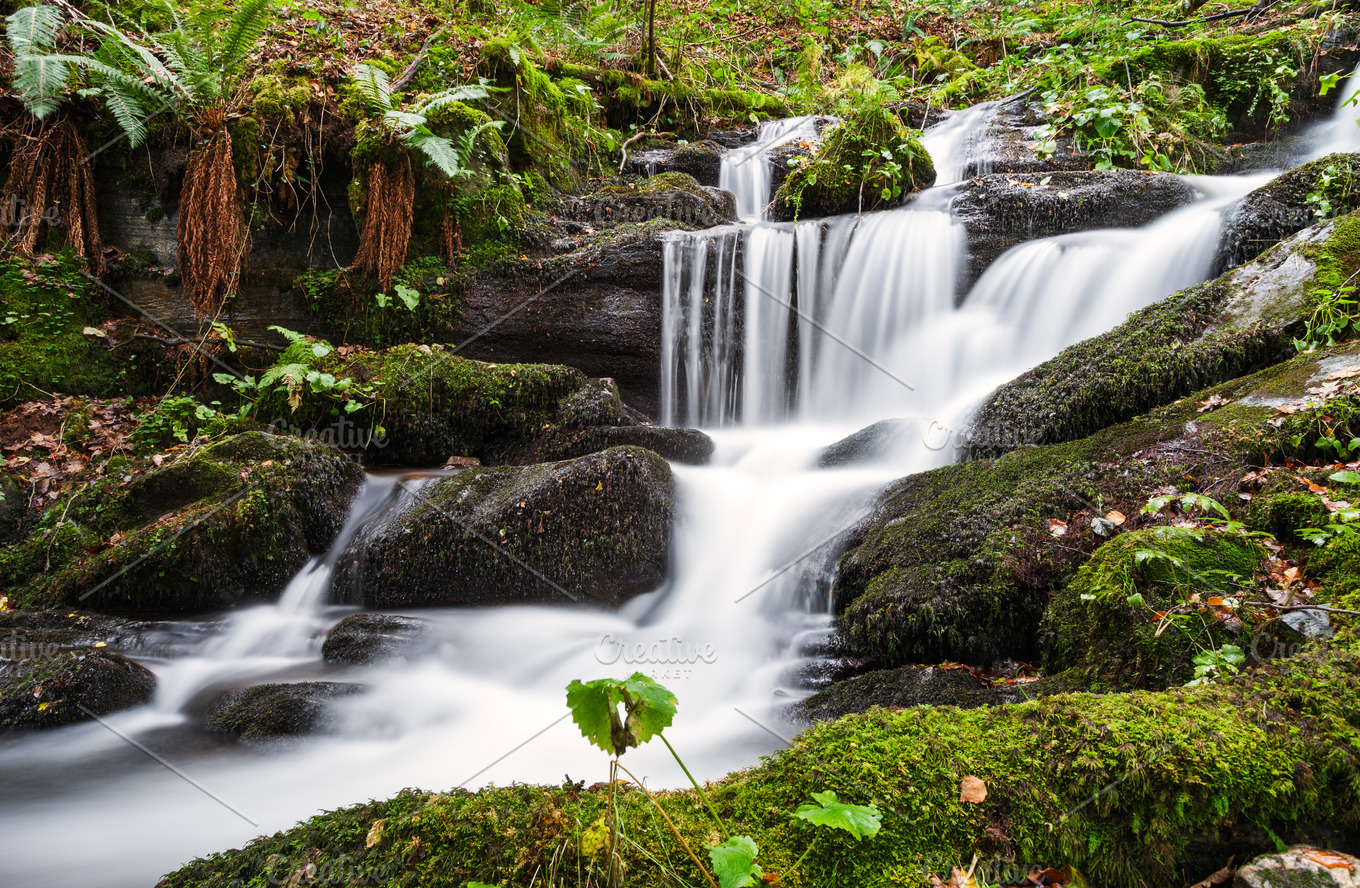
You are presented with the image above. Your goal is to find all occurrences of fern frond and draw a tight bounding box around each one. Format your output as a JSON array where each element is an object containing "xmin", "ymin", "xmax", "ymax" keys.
[
  {"xmin": 13, "ymin": 56, "xmax": 71, "ymax": 119},
  {"xmin": 402, "ymin": 125, "xmax": 462, "ymax": 178},
  {"xmin": 6, "ymin": 6, "xmax": 64, "ymax": 55},
  {"xmin": 216, "ymin": 0, "xmax": 274, "ymax": 76},
  {"xmin": 383, "ymin": 109, "xmax": 426, "ymax": 133},
  {"xmin": 411, "ymin": 84, "xmax": 490, "ymax": 117},
  {"xmin": 353, "ymin": 64, "xmax": 393, "ymax": 116}
]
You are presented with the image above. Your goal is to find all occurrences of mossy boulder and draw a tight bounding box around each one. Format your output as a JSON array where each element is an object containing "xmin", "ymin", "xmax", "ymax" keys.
[
  {"xmin": 770, "ymin": 107, "xmax": 935, "ymax": 221},
  {"xmin": 321, "ymin": 614, "xmax": 427, "ymax": 665},
  {"xmin": 818, "ymin": 419, "xmax": 915, "ymax": 468},
  {"xmin": 1043, "ymin": 526, "xmax": 1266, "ymax": 690},
  {"xmin": 1217, "ymin": 153, "xmax": 1360, "ymax": 273},
  {"xmin": 0, "ymin": 649, "xmax": 155, "ymax": 729},
  {"xmin": 206, "ymin": 681, "xmax": 365, "ymax": 742},
  {"xmin": 3, "ymin": 432, "xmax": 365, "ymax": 613},
  {"xmin": 623, "ymin": 140, "xmax": 725, "ymax": 185},
  {"xmin": 505, "ymin": 424, "xmax": 714, "ymax": 466},
  {"xmin": 954, "ymin": 170, "xmax": 1198, "ymax": 289},
  {"xmin": 159, "ymin": 648, "xmax": 1360, "ymax": 888},
  {"xmin": 964, "ymin": 212, "xmax": 1358, "ymax": 460},
  {"xmin": 559, "ymin": 172, "xmax": 737, "ymax": 230},
  {"xmin": 336, "ymin": 446, "xmax": 674, "ymax": 608}
]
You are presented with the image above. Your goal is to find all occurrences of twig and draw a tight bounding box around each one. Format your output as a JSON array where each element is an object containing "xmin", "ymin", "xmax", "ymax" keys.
[
  {"xmin": 390, "ymin": 25, "xmax": 449, "ymax": 90},
  {"xmin": 1250, "ymin": 602, "xmax": 1360, "ymax": 617},
  {"xmin": 1129, "ymin": 1, "xmax": 1276, "ymax": 27},
  {"xmin": 618, "ymin": 130, "xmax": 652, "ymax": 174}
]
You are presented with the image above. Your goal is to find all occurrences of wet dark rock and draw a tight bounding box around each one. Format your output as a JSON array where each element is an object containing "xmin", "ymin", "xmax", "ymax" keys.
[
  {"xmin": 455, "ymin": 221, "xmax": 672, "ymax": 416},
  {"xmin": 556, "ymin": 377, "xmax": 631, "ymax": 429},
  {"xmin": 789, "ymin": 664, "xmax": 1077, "ymax": 721},
  {"xmin": 1216, "ymin": 153, "xmax": 1360, "ymax": 274},
  {"xmin": 955, "ymin": 170, "xmax": 1198, "ymax": 290},
  {"xmin": 706, "ymin": 129, "xmax": 758, "ymax": 149},
  {"xmin": 0, "ymin": 472, "xmax": 24, "ymax": 541},
  {"xmin": 206, "ymin": 681, "xmax": 365, "ymax": 741},
  {"xmin": 960, "ymin": 96, "xmax": 1093, "ymax": 180},
  {"xmin": 818, "ymin": 419, "xmax": 915, "ymax": 468},
  {"xmin": 0, "ymin": 649, "xmax": 155, "ymax": 729},
  {"xmin": 340, "ymin": 446, "xmax": 675, "ymax": 609},
  {"xmin": 321, "ymin": 614, "xmax": 428, "ymax": 665},
  {"xmin": 622, "ymin": 141, "xmax": 725, "ymax": 184},
  {"xmin": 507, "ymin": 425, "xmax": 714, "ymax": 466},
  {"xmin": 965, "ymin": 215, "xmax": 1341, "ymax": 459},
  {"xmin": 558, "ymin": 172, "xmax": 736, "ymax": 230}
]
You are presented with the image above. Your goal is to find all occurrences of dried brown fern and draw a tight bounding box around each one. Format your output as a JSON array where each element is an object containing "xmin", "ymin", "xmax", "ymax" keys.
[
  {"xmin": 349, "ymin": 154, "xmax": 415, "ymax": 291},
  {"xmin": 178, "ymin": 129, "xmax": 250, "ymax": 318},
  {"xmin": 1, "ymin": 117, "xmax": 105, "ymax": 273}
]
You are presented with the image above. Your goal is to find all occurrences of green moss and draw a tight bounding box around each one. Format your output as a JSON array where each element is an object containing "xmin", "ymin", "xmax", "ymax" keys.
[
  {"xmin": 3, "ymin": 432, "xmax": 364, "ymax": 612},
  {"xmin": 258, "ymin": 345, "xmax": 596, "ymax": 465},
  {"xmin": 250, "ymin": 74, "xmax": 314, "ymax": 121},
  {"xmin": 294, "ymin": 259, "xmax": 465, "ymax": 349},
  {"xmin": 160, "ymin": 648, "xmax": 1360, "ymax": 888},
  {"xmin": 1246, "ymin": 492, "xmax": 1332, "ymax": 543},
  {"xmin": 1043, "ymin": 527, "xmax": 1264, "ymax": 690},
  {"xmin": 0, "ymin": 252, "xmax": 170, "ymax": 404},
  {"xmin": 771, "ymin": 103, "xmax": 934, "ymax": 219}
]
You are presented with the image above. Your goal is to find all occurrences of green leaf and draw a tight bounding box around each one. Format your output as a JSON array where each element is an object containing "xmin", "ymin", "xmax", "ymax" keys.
[
  {"xmin": 353, "ymin": 63, "xmax": 394, "ymax": 115},
  {"xmin": 394, "ymin": 284, "xmax": 420, "ymax": 310},
  {"xmin": 792, "ymin": 791, "xmax": 882, "ymax": 840},
  {"xmin": 1330, "ymin": 471, "xmax": 1360, "ymax": 485},
  {"xmin": 402, "ymin": 125, "xmax": 462, "ymax": 178},
  {"xmin": 267, "ymin": 324, "xmax": 307, "ymax": 342},
  {"xmin": 564, "ymin": 673, "xmax": 677, "ymax": 757},
  {"xmin": 311, "ymin": 342, "xmax": 333, "ymax": 358},
  {"xmin": 708, "ymin": 835, "xmax": 762, "ymax": 888}
]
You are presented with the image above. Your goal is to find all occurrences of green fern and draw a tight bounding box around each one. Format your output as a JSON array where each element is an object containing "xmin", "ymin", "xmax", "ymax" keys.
[{"xmin": 352, "ymin": 65, "xmax": 493, "ymax": 180}]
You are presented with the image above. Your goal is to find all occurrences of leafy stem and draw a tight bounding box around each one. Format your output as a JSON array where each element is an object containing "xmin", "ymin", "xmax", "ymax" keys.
[{"xmin": 613, "ymin": 759, "xmax": 720, "ymax": 888}]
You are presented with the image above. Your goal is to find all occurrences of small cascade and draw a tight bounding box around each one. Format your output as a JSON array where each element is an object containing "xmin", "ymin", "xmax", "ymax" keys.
[
  {"xmin": 719, "ymin": 116, "xmax": 820, "ymax": 221},
  {"xmin": 1307, "ymin": 61, "xmax": 1360, "ymax": 158}
]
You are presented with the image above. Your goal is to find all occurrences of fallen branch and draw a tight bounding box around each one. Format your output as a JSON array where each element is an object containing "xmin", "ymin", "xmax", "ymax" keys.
[
  {"xmin": 617, "ymin": 130, "xmax": 653, "ymax": 174},
  {"xmin": 390, "ymin": 25, "xmax": 449, "ymax": 90},
  {"xmin": 1128, "ymin": 0, "xmax": 1277, "ymax": 27}
]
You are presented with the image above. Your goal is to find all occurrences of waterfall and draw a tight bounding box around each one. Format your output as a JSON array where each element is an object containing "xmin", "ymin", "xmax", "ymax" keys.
[
  {"xmin": 5, "ymin": 92, "xmax": 1336, "ymax": 888},
  {"xmin": 719, "ymin": 116, "xmax": 821, "ymax": 221},
  {"xmin": 1307, "ymin": 61, "xmax": 1360, "ymax": 158}
]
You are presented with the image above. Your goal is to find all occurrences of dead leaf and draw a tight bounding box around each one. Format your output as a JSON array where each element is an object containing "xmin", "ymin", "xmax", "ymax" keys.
[
  {"xmin": 1047, "ymin": 518, "xmax": 1068, "ymax": 537},
  {"xmin": 1303, "ymin": 849, "xmax": 1356, "ymax": 870},
  {"xmin": 365, "ymin": 818, "xmax": 386, "ymax": 848},
  {"xmin": 959, "ymin": 775, "xmax": 987, "ymax": 803},
  {"xmin": 1196, "ymin": 394, "xmax": 1230, "ymax": 412},
  {"xmin": 1105, "ymin": 510, "xmax": 1126, "ymax": 526}
]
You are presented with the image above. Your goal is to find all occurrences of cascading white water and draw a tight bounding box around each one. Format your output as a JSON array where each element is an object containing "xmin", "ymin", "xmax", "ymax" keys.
[
  {"xmin": 1307, "ymin": 62, "xmax": 1360, "ymax": 158},
  {"xmin": 5, "ymin": 87, "xmax": 1336, "ymax": 887},
  {"xmin": 719, "ymin": 116, "xmax": 820, "ymax": 221}
]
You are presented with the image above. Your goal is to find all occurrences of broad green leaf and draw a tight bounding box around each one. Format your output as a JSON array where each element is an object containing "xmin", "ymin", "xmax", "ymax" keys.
[
  {"xmin": 792, "ymin": 791, "xmax": 882, "ymax": 840},
  {"xmin": 1330, "ymin": 471, "xmax": 1360, "ymax": 485},
  {"xmin": 708, "ymin": 835, "xmax": 761, "ymax": 888},
  {"xmin": 564, "ymin": 673, "xmax": 677, "ymax": 757},
  {"xmin": 394, "ymin": 284, "xmax": 421, "ymax": 310}
]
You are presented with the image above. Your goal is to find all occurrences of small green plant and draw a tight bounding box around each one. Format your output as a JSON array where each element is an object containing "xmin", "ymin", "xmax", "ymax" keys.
[
  {"xmin": 1294, "ymin": 282, "xmax": 1359, "ymax": 352},
  {"xmin": 130, "ymin": 396, "xmax": 229, "ymax": 451},
  {"xmin": 1186, "ymin": 643, "xmax": 1245, "ymax": 686}
]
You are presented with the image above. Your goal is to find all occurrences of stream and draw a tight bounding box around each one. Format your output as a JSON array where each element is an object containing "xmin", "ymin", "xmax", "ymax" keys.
[{"xmin": 4, "ymin": 85, "xmax": 1359, "ymax": 887}]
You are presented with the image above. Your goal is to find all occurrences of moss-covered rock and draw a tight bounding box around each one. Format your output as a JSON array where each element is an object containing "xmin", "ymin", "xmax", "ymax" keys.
[
  {"xmin": 321, "ymin": 613, "xmax": 427, "ymax": 665},
  {"xmin": 3, "ymin": 432, "xmax": 365, "ymax": 613},
  {"xmin": 158, "ymin": 648, "xmax": 1360, "ymax": 888},
  {"xmin": 0, "ymin": 649, "xmax": 155, "ymax": 729},
  {"xmin": 1217, "ymin": 153, "xmax": 1360, "ymax": 273},
  {"xmin": 818, "ymin": 419, "xmax": 914, "ymax": 468},
  {"xmin": 623, "ymin": 140, "xmax": 725, "ymax": 185},
  {"xmin": 558, "ymin": 172, "xmax": 737, "ymax": 229},
  {"xmin": 1043, "ymin": 526, "xmax": 1265, "ymax": 690},
  {"xmin": 336, "ymin": 446, "xmax": 674, "ymax": 608},
  {"xmin": 770, "ymin": 106, "xmax": 935, "ymax": 221},
  {"xmin": 505, "ymin": 424, "xmax": 715, "ymax": 466},
  {"xmin": 965, "ymin": 212, "xmax": 1358, "ymax": 459},
  {"xmin": 206, "ymin": 681, "xmax": 365, "ymax": 741}
]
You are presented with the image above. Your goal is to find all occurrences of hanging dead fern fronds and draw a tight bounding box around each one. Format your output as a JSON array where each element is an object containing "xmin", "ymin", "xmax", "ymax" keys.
[
  {"xmin": 349, "ymin": 153, "xmax": 414, "ymax": 292},
  {"xmin": 0, "ymin": 116, "xmax": 104, "ymax": 273},
  {"xmin": 436, "ymin": 180, "xmax": 462, "ymax": 271},
  {"xmin": 178, "ymin": 128, "xmax": 250, "ymax": 318}
]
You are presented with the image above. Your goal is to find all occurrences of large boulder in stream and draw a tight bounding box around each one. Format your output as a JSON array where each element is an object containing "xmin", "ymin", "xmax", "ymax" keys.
[
  {"xmin": 337, "ymin": 446, "xmax": 675, "ymax": 608},
  {"xmin": 954, "ymin": 169, "xmax": 1199, "ymax": 289},
  {"xmin": 623, "ymin": 140, "xmax": 726, "ymax": 184},
  {"xmin": 206, "ymin": 681, "xmax": 365, "ymax": 742},
  {"xmin": 0, "ymin": 649, "xmax": 155, "ymax": 729},
  {"xmin": 321, "ymin": 614, "xmax": 427, "ymax": 665},
  {"xmin": 965, "ymin": 211, "xmax": 1360, "ymax": 460},
  {"xmin": 1, "ymin": 432, "xmax": 365, "ymax": 613}
]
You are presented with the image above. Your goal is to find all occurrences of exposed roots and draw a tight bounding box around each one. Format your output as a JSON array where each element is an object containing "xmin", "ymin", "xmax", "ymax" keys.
[
  {"xmin": 178, "ymin": 130, "xmax": 250, "ymax": 318},
  {"xmin": 1, "ymin": 117, "xmax": 104, "ymax": 273},
  {"xmin": 349, "ymin": 155, "xmax": 415, "ymax": 292}
]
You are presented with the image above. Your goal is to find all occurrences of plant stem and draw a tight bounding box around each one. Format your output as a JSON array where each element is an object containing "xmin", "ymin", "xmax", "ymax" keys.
[
  {"xmin": 608, "ymin": 759, "xmax": 620, "ymax": 888},
  {"xmin": 613, "ymin": 760, "xmax": 720, "ymax": 888},
  {"xmin": 660, "ymin": 733, "xmax": 728, "ymax": 834},
  {"xmin": 789, "ymin": 835, "xmax": 819, "ymax": 875}
]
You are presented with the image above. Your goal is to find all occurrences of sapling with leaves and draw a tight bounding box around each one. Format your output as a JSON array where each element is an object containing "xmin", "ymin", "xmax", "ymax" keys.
[
  {"xmin": 9, "ymin": 0, "xmax": 275, "ymax": 317},
  {"xmin": 565, "ymin": 673, "xmax": 883, "ymax": 888},
  {"xmin": 348, "ymin": 64, "xmax": 495, "ymax": 290}
]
